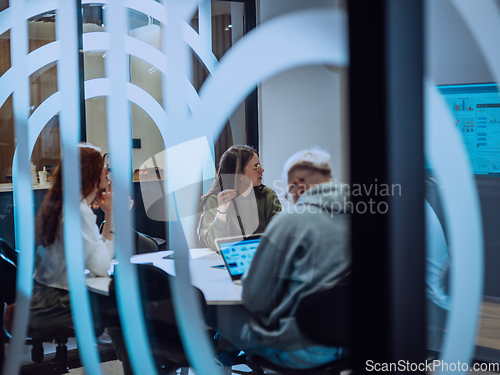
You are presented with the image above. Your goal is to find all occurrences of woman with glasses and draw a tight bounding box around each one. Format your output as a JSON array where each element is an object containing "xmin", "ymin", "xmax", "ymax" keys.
[
  {"xmin": 29, "ymin": 143, "xmax": 113, "ymax": 332},
  {"xmin": 198, "ymin": 145, "xmax": 282, "ymax": 251}
]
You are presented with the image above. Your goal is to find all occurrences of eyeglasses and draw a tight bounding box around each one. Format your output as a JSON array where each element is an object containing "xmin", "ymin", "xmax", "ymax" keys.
[
  {"xmin": 252, "ymin": 162, "xmax": 263, "ymax": 171},
  {"xmin": 103, "ymin": 164, "xmax": 111, "ymax": 172}
]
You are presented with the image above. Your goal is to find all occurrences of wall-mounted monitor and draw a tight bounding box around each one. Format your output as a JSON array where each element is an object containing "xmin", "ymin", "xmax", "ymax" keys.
[{"xmin": 438, "ymin": 83, "xmax": 500, "ymax": 176}]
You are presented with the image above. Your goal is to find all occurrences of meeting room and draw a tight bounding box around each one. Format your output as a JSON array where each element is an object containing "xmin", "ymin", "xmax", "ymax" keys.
[{"xmin": 1, "ymin": 0, "xmax": 500, "ymax": 374}]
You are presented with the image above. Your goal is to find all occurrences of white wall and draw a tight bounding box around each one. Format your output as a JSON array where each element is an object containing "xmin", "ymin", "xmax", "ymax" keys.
[
  {"xmin": 258, "ymin": 0, "xmax": 498, "ymax": 201},
  {"xmin": 129, "ymin": 25, "xmax": 165, "ymax": 171},
  {"xmin": 84, "ymin": 24, "xmax": 108, "ymax": 155},
  {"xmin": 84, "ymin": 24, "xmax": 166, "ymax": 170},
  {"xmin": 258, "ymin": 0, "xmax": 346, "ymax": 201}
]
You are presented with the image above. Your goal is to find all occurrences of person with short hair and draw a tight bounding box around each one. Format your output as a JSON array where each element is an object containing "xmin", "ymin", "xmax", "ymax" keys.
[{"xmin": 218, "ymin": 147, "xmax": 351, "ymax": 370}]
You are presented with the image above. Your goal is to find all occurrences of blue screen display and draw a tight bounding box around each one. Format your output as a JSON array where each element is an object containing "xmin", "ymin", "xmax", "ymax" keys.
[
  {"xmin": 219, "ymin": 239, "xmax": 260, "ymax": 276},
  {"xmin": 438, "ymin": 83, "xmax": 500, "ymax": 175}
]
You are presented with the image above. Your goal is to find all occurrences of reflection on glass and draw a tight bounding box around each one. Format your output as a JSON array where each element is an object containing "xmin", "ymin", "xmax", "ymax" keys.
[
  {"xmin": 436, "ymin": 83, "xmax": 500, "ymax": 357},
  {"xmin": 425, "ymin": 173, "xmax": 451, "ymax": 351},
  {"xmin": 211, "ymin": 148, "xmax": 350, "ymax": 369},
  {"xmin": 438, "ymin": 83, "xmax": 500, "ymax": 176}
]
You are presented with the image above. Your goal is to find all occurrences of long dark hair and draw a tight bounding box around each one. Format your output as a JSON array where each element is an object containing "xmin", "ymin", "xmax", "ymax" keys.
[
  {"xmin": 35, "ymin": 143, "xmax": 104, "ymax": 247},
  {"xmin": 200, "ymin": 145, "xmax": 262, "ymax": 207}
]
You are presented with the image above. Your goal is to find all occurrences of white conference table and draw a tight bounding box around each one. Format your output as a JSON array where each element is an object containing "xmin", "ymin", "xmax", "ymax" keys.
[
  {"xmin": 85, "ymin": 274, "xmax": 112, "ymax": 296},
  {"xmin": 131, "ymin": 248, "xmax": 243, "ymax": 305},
  {"xmin": 86, "ymin": 248, "xmax": 243, "ymax": 305}
]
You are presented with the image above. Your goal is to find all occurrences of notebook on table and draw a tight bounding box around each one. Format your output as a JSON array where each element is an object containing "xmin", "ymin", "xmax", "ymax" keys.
[{"xmin": 215, "ymin": 235, "xmax": 262, "ymax": 285}]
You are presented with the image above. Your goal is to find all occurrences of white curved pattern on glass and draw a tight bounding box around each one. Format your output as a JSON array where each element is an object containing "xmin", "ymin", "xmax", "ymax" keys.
[
  {"xmin": 83, "ymin": 32, "xmax": 166, "ymax": 71},
  {"xmin": 103, "ymin": 0, "xmax": 158, "ymax": 373},
  {"xmin": 196, "ymin": 0, "xmax": 216, "ymax": 73},
  {"xmin": 440, "ymin": 0, "xmax": 499, "ymax": 369},
  {"xmin": 161, "ymin": 6, "xmax": 349, "ymax": 375},
  {"xmin": 2, "ymin": 3, "xmax": 351, "ymax": 374},
  {"xmin": 13, "ymin": 79, "xmax": 170, "ymax": 162},
  {"xmin": 3, "ymin": 0, "xmax": 35, "ymax": 374},
  {"xmin": 83, "ymin": 0, "xmax": 165, "ymax": 24},
  {"xmin": 11, "ymin": 94, "xmax": 60, "ymax": 180},
  {"xmin": 187, "ymin": 8, "xmax": 349, "ymax": 143},
  {"xmin": 28, "ymin": 0, "xmax": 58, "ymax": 24},
  {"xmin": 425, "ymin": 83, "xmax": 484, "ymax": 374},
  {"xmin": 184, "ymin": 25, "xmax": 219, "ymax": 74},
  {"xmin": 85, "ymin": 79, "xmax": 168, "ymax": 125},
  {"xmin": 160, "ymin": 1, "xmax": 222, "ymax": 373},
  {"xmin": 0, "ymin": 40, "xmax": 60, "ymax": 111},
  {"xmin": 0, "ymin": 7, "xmax": 10, "ymax": 35},
  {"xmin": 0, "ymin": 68, "xmax": 12, "ymax": 110},
  {"xmin": 26, "ymin": 92, "xmax": 61, "ymax": 154},
  {"xmin": 450, "ymin": 0, "xmax": 500, "ymax": 82},
  {"xmin": 83, "ymin": 33, "xmax": 201, "ymax": 110},
  {"xmin": 57, "ymin": 1, "xmax": 103, "ymax": 373},
  {"xmin": 0, "ymin": 0, "xmax": 58, "ymax": 36},
  {"xmin": 24, "ymin": 41, "xmax": 60, "ymax": 74}
]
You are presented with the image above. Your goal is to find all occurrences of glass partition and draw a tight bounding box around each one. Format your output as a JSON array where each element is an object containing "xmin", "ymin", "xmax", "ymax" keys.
[
  {"xmin": 2, "ymin": 0, "xmax": 492, "ymax": 374},
  {"xmin": 426, "ymin": 0, "xmax": 498, "ymax": 367}
]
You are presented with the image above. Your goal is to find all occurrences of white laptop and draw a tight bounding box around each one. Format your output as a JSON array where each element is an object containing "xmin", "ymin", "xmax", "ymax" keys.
[{"xmin": 215, "ymin": 235, "xmax": 262, "ymax": 285}]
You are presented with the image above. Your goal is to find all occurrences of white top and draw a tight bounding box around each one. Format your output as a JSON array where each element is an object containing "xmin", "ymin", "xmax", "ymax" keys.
[{"xmin": 33, "ymin": 199, "xmax": 115, "ymax": 290}]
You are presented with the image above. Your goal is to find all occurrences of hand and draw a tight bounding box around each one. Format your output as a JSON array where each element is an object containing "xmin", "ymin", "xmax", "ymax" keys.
[
  {"xmin": 97, "ymin": 184, "xmax": 113, "ymax": 215},
  {"xmin": 216, "ymin": 189, "xmax": 237, "ymax": 213}
]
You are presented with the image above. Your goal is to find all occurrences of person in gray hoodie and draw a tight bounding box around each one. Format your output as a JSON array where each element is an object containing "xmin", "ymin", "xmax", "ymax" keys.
[{"xmin": 217, "ymin": 148, "xmax": 351, "ymax": 370}]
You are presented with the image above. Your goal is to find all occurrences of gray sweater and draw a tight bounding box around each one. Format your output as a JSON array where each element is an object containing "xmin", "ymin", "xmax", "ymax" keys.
[{"xmin": 241, "ymin": 182, "xmax": 351, "ymax": 350}]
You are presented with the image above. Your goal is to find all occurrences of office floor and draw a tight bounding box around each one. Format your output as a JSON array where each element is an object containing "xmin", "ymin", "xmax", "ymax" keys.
[
  {"xmin": 477, "ymin": 301, "xmax": 500, "ymax": 350},
  {"xmin": 70, "ymin": 362, "xmax": 499, "ymax": 375},
  {"xmin": 70, "ymin": 362, "xmax": 264, "ymax": 374},
  {"xmin": 10, "ymin": 301, "xmax": 500, "ymax": 374}
]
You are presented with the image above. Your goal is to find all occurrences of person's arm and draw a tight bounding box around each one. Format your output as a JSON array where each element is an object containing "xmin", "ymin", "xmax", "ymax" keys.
[
  {"xmin": 200, "ymin": 194, "xmax": 233, "ymax": 250},
  {"xmin": 80, "ymin": 201, "xmax": 114, "ymax": 277},
  {"xmin": 97, "ymin": 185, "xmax": 113, "ymax": 242}
]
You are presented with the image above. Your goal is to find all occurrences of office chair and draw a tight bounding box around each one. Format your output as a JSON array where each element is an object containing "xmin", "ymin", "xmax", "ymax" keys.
[
  {"xmin": 0, "ymin": 241, "xmax": 17, "ymax": 372},
  {"xmin": 136, "ymin": 231, "xmax": 159, "ymax": 254},
  {"xmin": 0, "ymin": 196, "xmax": 16, "ymax": 251},
  {"xmin": 25, "ymin": 327, "xmax": 76, "ymax": 374},
  {"xmin": 98, "ymin": 220, "xmax": 159, "ymax": 254},
  {"xmin": 105, "ymin": 263, "xmax": 212, "ymax": 373},
  {"xmin": 0, "ymin": 238, "xmax": 75, "ymax": 374},
  {"xmin": 246, "ymin": 280, "xmax": 352, "ymax": 375}
]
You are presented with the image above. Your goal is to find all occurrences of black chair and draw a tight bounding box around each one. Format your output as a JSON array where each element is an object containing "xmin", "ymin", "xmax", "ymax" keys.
[
  {"xmin": 98, "ymin": 220, "xmax": 159, "ymax": 254},
  {"xmin": 0, "ymin": 238, "xmax": 17, "ymax": 267},
  {"xmin": 136, "ymin": 231, "xmax": 159, "ymax": 254},
  {"xmin": 25, "ymin": 327, "xmax": 76, "ymax": 374},
  {"xmin": 246, "ymin": 279, "xmax": 352, "ymax": 375},
  {"xmin": 0, "ymin": 239, "xmax": 75, "ymax": 374},
  {"xmin": 104, "ymin": 263, "xmax": 212, "ymax": 373},
  {"xmin": 0, "ymin": 240, "xmax": 17, "ymax": 372},
  {"xmin": 0, "ymin": 197, "xmax": 16, "ymax": 252}
]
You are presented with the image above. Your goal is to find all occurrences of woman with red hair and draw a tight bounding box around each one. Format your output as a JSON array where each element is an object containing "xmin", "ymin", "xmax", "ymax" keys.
[{"xmin": 29, "ymin": 143, "xmax": 114, "ymax": 330}]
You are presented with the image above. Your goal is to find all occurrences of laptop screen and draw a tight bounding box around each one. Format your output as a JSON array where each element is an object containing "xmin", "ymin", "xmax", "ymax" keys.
[{"xmin": 218, "ymin": 237, "xmax": 261, "ymax": 278}]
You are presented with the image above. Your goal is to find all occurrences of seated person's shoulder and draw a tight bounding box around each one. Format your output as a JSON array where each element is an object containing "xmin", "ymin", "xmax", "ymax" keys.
[
  {"xmin": 261, "ymin": 186, "xmax": 281, "ymax": 200},
  {"xmin": 261, "ymin": 186, "xmax": 276, "ymax": 194}
]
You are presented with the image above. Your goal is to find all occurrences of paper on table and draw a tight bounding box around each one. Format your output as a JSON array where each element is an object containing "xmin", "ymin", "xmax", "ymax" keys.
[{"xmin": 190, "ymin": 248, "xmax": 216, "ymax": 259}]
